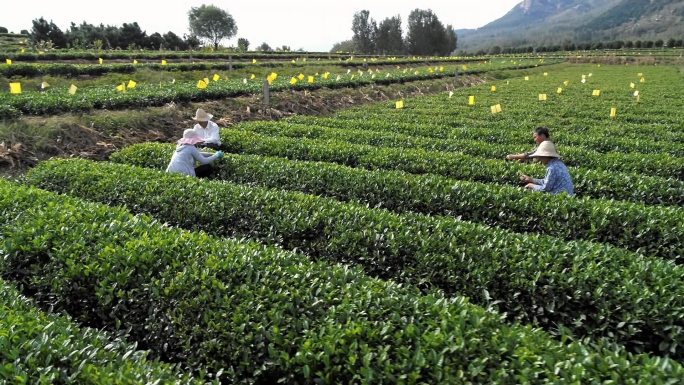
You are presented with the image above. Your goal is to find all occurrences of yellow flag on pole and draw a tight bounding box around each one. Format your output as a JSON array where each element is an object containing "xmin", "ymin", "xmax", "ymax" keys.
[
  {"xmin": 197, "ymin": 79, "xmax": 208, "ymax": 89},
  {"xmin": 395, "ymin": 100, "xmax": 404, "ymax": 109},
  {"xmin": 610, "ymin": 107, "xmax": 617, "ymax": 118},
  {"xmin": 127, "ymin": 80, "xmax": 136, "ymax": 89},
  {"xmin": 468, "ymin": 96, "xmax": 475, "ymax": 105},
  {"xmin": 538, "ymin": 94, "xmax": 547, "ymax": 101},
  {"xmin": 68, "ymin": 84, "xmax": 77, "ymax": 95},
  {"xmin": 213, "ymin": 74, "xmax": 220, "ymax": 81},
  {"xmin": 9, "ymin": 82, "xmax": 21, "ymax": 94}
]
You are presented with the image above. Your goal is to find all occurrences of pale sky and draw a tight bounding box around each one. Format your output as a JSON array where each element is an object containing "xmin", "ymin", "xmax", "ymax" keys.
[{"xmin": 2, "ymin": 1, "xmax": 522, "ymax": 51}]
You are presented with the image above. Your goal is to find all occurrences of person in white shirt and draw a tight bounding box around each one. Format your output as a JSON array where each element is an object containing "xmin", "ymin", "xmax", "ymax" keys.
[
  {"xmin": 192, "ymin": 108, "xmax": 221, "ymax": 150},
  {"xmin": 166, "ymin": 129, "xmax": 223, "ymax": 178}
]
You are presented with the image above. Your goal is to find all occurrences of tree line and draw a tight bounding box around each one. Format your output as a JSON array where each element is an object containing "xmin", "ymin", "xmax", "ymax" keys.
[
  {"xmin": 340, "ymin": 9, "xmax": 457, "ymax": 56},
  {"xmin": 481, "ymin": 38, "xmax": 684, "ymax": 55}
]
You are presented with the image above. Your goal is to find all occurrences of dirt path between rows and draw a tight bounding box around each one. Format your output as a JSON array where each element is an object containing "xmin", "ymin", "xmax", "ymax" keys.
[{"xmin": 0, "ymin": 74, "xmax": 485, "ymax": 175}]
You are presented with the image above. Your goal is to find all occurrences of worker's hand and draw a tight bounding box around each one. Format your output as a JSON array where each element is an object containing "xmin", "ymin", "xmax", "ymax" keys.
[
  {"xmin": 505, "ymin": 154, "xmax": 514, "ymax": 161},
  {"xmin": 524, "ymin": 183, "xmax": 536, "ymax": 190},
  {"xmin": 519, "ymin": 174, "xmax": 532, "ymax": 184},
  {"xmin": 215, "ymin": 151, "xmax": 224, "ymax": 159}
]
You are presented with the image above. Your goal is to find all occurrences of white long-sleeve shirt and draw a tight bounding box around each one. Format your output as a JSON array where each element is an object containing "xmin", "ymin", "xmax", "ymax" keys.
[
  {"xmin": 193, "ymin": 121, "xmax": 221, "ymax": 145},
  {"xmin": 165, "ymin": 144, "xmax": 219, "ymax": 177}
]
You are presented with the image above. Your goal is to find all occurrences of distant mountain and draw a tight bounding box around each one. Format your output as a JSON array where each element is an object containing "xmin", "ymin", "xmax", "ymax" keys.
[{"xmin": 456, "ymin": 0, "xmax": 684, "ymax": 52}]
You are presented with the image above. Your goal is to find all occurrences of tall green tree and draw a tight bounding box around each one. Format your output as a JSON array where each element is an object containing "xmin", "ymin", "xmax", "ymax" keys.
[
  {"xmin": 30, "ymin": 17, "xmax": 67, "ymax": 48},
  {"xmin": 406, "ymin": 9, "xmax": 455, "ymax": 55},
  {"xmin": 188, "ymin": 4, "xmax": 237, "ymax": 49},
  {"xmin": 376, "ymin": 16, "xmax": 404, "ymax": 55},
  {"xmin": 237, "ymin": 37, "xmax": 250, "ymax": 51},
  {"xmin": 352, "ymin": 10, "xmax": 377, "ymax": 54}
]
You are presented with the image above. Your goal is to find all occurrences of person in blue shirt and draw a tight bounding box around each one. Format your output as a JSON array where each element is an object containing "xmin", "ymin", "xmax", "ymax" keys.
[{"xmin": 519, "ymin": 141, "xmax": 574, "ymax": 196}]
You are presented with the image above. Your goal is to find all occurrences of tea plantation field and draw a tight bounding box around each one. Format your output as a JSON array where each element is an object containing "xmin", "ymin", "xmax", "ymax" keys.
[{"xmin": 2, "ymin": 62, "xmax": 684, "ymax": 383}]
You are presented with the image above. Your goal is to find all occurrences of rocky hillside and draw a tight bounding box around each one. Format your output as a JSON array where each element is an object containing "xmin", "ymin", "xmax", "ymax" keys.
[{"xmin": 457, "ymin": 0, "xmax": 684, "ymax": 52}]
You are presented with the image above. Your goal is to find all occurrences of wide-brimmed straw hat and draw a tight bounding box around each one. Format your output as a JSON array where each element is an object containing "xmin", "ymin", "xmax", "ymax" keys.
[
  {"xmin": 177, "ymin": 128, "xmax": 204, "ymax": 145},
  {"xmin": 528, "ymin": 141, "xmax": 561, "ymax": 158},
  {"xmin": 192, "ymin": 108, "xmax": 213, "ymax": 121}
]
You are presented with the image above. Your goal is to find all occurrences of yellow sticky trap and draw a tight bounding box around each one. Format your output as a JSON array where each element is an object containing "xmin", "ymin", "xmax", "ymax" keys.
[
  {"xmin": 524, "ymin": 76, "xmax": 529, "ymax": 81},
  {"xmin": 490, "ymin": 85, "xmax": 496, "ymax": 92},
  {"xmin": 297, "ymin": 73, "xmax": 305, "ymax": 81},
  {"xmin": 125, "ymin": 80, "xmax": 135, "ymax": 89},
  {"xmin": 68, "ymin": 84, "xmax": 77, "ymax": 95},
  {"xmin": 161, "ymin": 60, "xmax": 167, "ymax": 66},
  {"xmin": 448, "ymin": 91, "xmax": 454, "ymax": 99},
  {"xmin": 98, "ymin": 57, "xmax": 103, "ymax": 64},
  {"xmin": 592, "ymin": 90, "xmax": 601, "ymax": 96},
  {"xmin": 41, "ymin": 81, "xmax": 50, "ymax": 89},
  {"xmin": 242, "ymin": 78, "xmax": 247, "ymax": 84},
  {"xmin": 610, "ymin": 107, "xmax": 617, "ymax": 118},
  {"xmin": 468, "ymin": 96, "xmax": 475, "ymax": 105},
  {"xmin": 116, "ymin": 83, "xmax": 125, "ymax": 92},
  {"xmin": 213, "ymin": 74, "xmax": 220, "ymax": 81},
  {"xmin": 395, "ymin": 100, "xmax": 404, "ymax": 109},
  {"xmin": 581, "ymin": 74, "xmax": 586, "ymax": 79},
  {"xmin": 637, "ymin": 72, "xmax": 643, "ymax": 77},
  {"xmin": 291, "ymin": 59, "xmax": 296, "ymax": 64},
  {"xmin": 414, "ymin": 70, "xmax": 420, "ymax": 75},
  {"xmin": 171, "ymin": 78, "xmax": 175, "ymax": 84},
  {"xmin": 250, "ymin": 74, "xmax": 256, "ymax": 80},
  {"xmin": 252, "ymin": 59, "xmax": 257, "ymax": 64},
  {"xmin": 461, "ymin": 65, "xmax": 467, "ymax": 71},
  {"xmin": 640, "ymin": 77, "xmax": 645, "ymax": 83},
  {"xmin": 289, "ymin": 77, "xmax": 297, "ymax": 85},
  {"xmin": 322, "ymin": 72, "xmax": 330, "ymax": 80},
  {"xmin": 636, "ymin": 95, "xmax": 640, "ymax": 103},
  {"xmin": 588, "ymin": 73, "xmax": 593, "ymax": 77},
  {"xmin": 439, "ymin": 66, "xmax": 444, "ymax": 72},
  {"xmin": 563, "ymin": 80, "xmax": 569, "ymax": 86},
  {"xmin": 633, "ymin": 90, "xmax": 639, "ymax": 97},
  {"xmin": 197, "ymin": 80, "xmax": 208, "ymax": 89},
  {"xmin": 630, "ymin": 82, "xmax": 635, "ymax": 89},
  {"xmin": 20, "ymin": 48, "xmax": 25, "ymax": 53},
  {"xmin": 307, "ymin": 76, "xmax": 314, "ymax": 84},
  {"xmin": 490, "ymin": 104, "xmax": 502, "ymax": 114},
  {"xmin": 335, "ymin": 75, "xmax": 341, "ymax": 81},
  {"xmin": 538, "ymin": 94, "xmax": 547, "ymax": 101},
  {"xmin": 581, "ymin": 79, "xmax": 586, "ymax": 84},
  {"xmin": 556, "ymin": 87, "xmax": 563, "ymax": 94},
  {"xmin": 9, "ymin": 82, "xmax": 21, "ymax": 94},
  {"xmin": 543, "ymin": 72, "xmax": 548, "ymax": 76},
  {"xmin": 133, "ymin": 59, "xmax": 138, "ymax": 65},
  {"xmin": 203, "ymin": 77, "xmax": 209, "ymax": 85},
  {"xmin": 5, "ymin": 59, "xmax": 11, "ymax": 65}
]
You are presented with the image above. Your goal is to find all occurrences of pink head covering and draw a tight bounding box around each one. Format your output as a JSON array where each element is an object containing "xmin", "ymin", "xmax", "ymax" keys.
[{"xmin": 177, "ymin": 129, "xmax": 203, "ymax": 145}]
